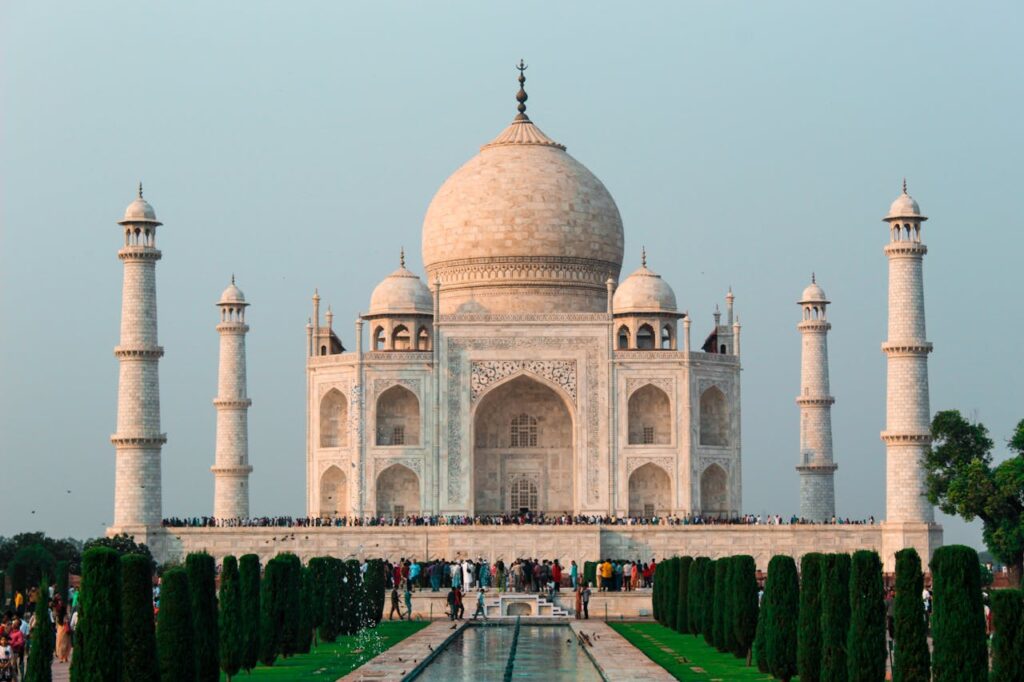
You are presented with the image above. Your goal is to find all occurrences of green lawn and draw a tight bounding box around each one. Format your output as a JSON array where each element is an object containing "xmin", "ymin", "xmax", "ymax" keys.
[
  {"xmin": 610, "ymin": 622, "xmax": 790, "ymax": 681},
  {"xmin": 221, "ymin": 621, "xmax": 429, "ymax": 680}
]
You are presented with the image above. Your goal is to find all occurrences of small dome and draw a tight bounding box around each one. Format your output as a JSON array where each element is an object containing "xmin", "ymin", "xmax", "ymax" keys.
[
  {"xmin": 368, "ymin": 265, "xmax": 433, "ymax": 316},
  {"xmin": 800, "ymin": 278, "xmax": 828, "ymax": 303},
  {"xmin": 219, "ymin": 279, "xmax": 246, "ymax": 305},
  {"xmin": 118, "ymin": 184, "xmax": 161, "ymax": 225},
  {"xmin": 613, "ymin": 262, "xmax": 677, "ymax": 314},
  {"xmin": 885, "ymin": 182, "xmax": 926, "ymax": 221}
]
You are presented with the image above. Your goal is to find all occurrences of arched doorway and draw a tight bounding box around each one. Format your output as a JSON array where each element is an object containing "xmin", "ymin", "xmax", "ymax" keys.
[
  {"xmin": 473, "ymin": 375, "xmax": 574, "ymax": 514},
  {"xmin": 376, "ymin": 385, "xmax": 420, "ymax": 446},
  {"xmin": 699, "ymin": 386, "xmax": 729, "ymax": 446},
  {"xmin": 628, "ymin": 463, "xmax": 671, "ymax": 517},
  {"xmin": 319, "ymin": 389, "xmax": 348, "ymax": 448},
  {"xmin": 375, "ymin": 464, "xmax": 420, "ymax": 518},
  {"xmin": 319, "ymin": 466, "xmax": 347, "ymax": 517},
  {"xmin": 700, "ymin": 464, "xmax": 728, "ymax": 516},
  {"xmin": 627, "ymin": 384, "xmax": 671, "ymax": 445}
]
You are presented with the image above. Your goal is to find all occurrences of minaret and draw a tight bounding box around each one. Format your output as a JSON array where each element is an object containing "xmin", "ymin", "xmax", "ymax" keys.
[
  {"xmin": 111, "ymin": 184, "xmax": 166, "ymax": 529},
  {"xmin": 881, "ymin": 182, "xmax": 934, "ymax": 524},
  {"xmin": 796, "ymin": 274, "xmax": 837, "ymax": 521},
  {"xmin": 212, "ymin": 277, "xmax": 253, "ymax": 519}
]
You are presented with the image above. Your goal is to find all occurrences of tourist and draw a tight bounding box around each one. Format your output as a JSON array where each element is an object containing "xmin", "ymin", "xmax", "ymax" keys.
[
  {"xmin": 453, "ymin": 586, "xmax": 465, "ymax": 620},
  {"xmin": 409, "ymin": 559, "xmax": 421, "ymax": 590},
  {"xmin": 570, "ymin": 560, "xmax": 578, "ymax": 589},
  {"xmin": 600, "ymin": 559, "xmax": 613, "ymax": 592},
  {"xmin": 55, "ymin": 611, "xmax": 72, "ymax": 664},
  {"xmin": 471, "ymin": 588, "xmax": 487, "ymax": 620},
  {"xmin": 389, "ymin": 586, "xmax": 403, "ymax": 621},
  {"xmin": 451, "ymin": 562, "xmax": 462, "ymax": 590},
  {"xmin": 0, "ymin": 635, "xmax": 12, "ymax": 682},
  {"xmin": 574, "ymin": 584, "xmax": 582, "ymax": 620},
  {"xmin": 428, "ymin": 562, "xmax": 442, "ymax": 592},
  {"xmin": 581, "ymin": 583, "xmax": 591, "ymax": 620},
  {"xmin": 7, "ymin": 619, "xmax": 23, "ymax": 680},
  {"xmin": 446, "ymin": 587, "xmax": 457, "ymax": 621},
  {"xmin": 462, "ymin": 559, "xmax": 474, "ymax": 590},
  {"xmin": 551, "ymin": 560, "xmax": 562, "ymax": 591},
  {"xmin": 404, "ymin": 585, "xmax": 413, "ymax": 620}
]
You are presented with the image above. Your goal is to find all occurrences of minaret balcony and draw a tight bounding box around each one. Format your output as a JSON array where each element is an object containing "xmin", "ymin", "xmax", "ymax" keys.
[
  {"xmin": 114, "ymin": 346, "xmax": 164, "ymax": 359},
  {"xmin": 880, "ymin": 431, "xmax": 931, "ymax": 444},
  {"xmin": 117, "ymin": 246, "xmax": 162, "ymax": 261},
  {"xmin": 213, "ymin": 398, "xmax": 252, "ymax": 408},
  {"xmin": 111, "ymin": 434, "xmax": 167, "ymax": 447},
  {"xmin": 881, "ymin": 341, "xmax": 932, "ymax": 355},
  {"xmin": 795, "ymin": 396, "xmax": 835, "ymax": 407},
  {"xmin": 883, "ymin": 242, "xmax": 927, "ymax": 257}
]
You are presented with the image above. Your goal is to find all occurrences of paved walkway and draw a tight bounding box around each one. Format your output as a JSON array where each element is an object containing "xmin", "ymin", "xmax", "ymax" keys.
[
  {"xmin": 569, "ymin": 621, "xmax": 676, "ymax": 681},
  {"xmin": 338, "ymin": 621, "xmax": 467, "ymax": 681},
  {"xmin": 51, "ymin": 659, "xmax": 70, "ymax": 681}
]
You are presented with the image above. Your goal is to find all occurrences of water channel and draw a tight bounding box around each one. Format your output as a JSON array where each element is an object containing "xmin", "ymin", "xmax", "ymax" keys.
[{"xmin": 412, "ymin": 623, "xmax": 603, "ymax": 680}]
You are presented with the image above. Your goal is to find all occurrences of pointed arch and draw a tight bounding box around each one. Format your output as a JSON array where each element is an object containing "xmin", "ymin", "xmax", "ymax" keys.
[
  {"xmin": 617, "ymin": 325, "xmax": 631, "ymax": 350},
  {"xmin": 375, "ymin": 385, "xmax": 420, "ymax": 446},
  {"xmin": 373, "ymin": 326, "xmax": 386, "ymax": 351},
  {"xmin": 417, "ymin": 326, "xmax": 431, "ymax": 351},
  {"xmin": 700, "ymin": 463, "xmax": 728, "ymax": 515},
  {"xmin": 660, "ymin": 324, "xmax": 673, "ymax": 349},
  {"xmin": 375, "ymin": 463, "xmax": 420, "ymax": 517},
  {"xmin": 391, "ymin": 324, "xmax": 411, "ymax": 350},
  {"xmin": 636, "ymin": 323, "xmax": 655, "ymax": 350},
  {"xmin": 319, "ymin": 465, "xmax": 347, "ymax": 516},
  {"xmin": 699, "ymin": 385, "xmax": 729, "ymax": 446},
  {"xmin": 627, "ymin": 384, "xmax": 671, "ymax": 445},
  {"xmin": 319, "ymin": 389, "xmax": 348, "ymax": 448},
  {"xmin": 628, "ymin": 462, "xmax": 671, "ymax": 516}
]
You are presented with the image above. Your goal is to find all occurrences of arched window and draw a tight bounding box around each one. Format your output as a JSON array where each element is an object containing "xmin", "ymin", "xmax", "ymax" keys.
[
  {"xmin": 319, "ymin": 389, "xmax": 348, "ymax": 448},
  {"xmin": 699, "ymin": 386, "xmax": 729, "ymax": 446},
  {"xmin": 509, "ymin": 478, "xmax": 538, "ymax": 512},
  {"xmin": 617, "ymin": 325, "xmax": 630, "ymax": 350},
  {"xmin": 417, "ymin": 326, "xmax": 430, "ymax": 351},
  {"xmin": 319, "ymin": 466, "xmax": 347, "ymax": 517},
  {"xmin": 373, "ymin": 327, "xmax": 385, "ymax": 351},
  {"xmin": 627, "ymin": 384, "xmax": 671, "ymax": 445},
  {"xmin": 628, "ymin": 463, "xmax": 671, "ymax": 517},
  {"xmin": 376, "ymin": 464, "xmax": 420, "ymax": 517},
  {"xmin": 700, "ymin": 463, "xmax": 728, "ymax": 515},
  {"xmin": 375, "ymin": 385, "xmax": 420, "ymax": 446},
  {"xmin": 660, "ymin": 325, "xmax": 672, "ymax": 349},
  {"xmin": 392, "ymin": 325, "xmax": 411, "ymax": 350},
  {"xmin": 636, "ymin": 324, "xmax": 655, "ymax": 350},
  {"xmin": 510, "ymin": 414, "xmax": 538, "ymax": 447},
  {"xmin": 320, "ymin": 345, "xmax": 327, "ymax": 356}
]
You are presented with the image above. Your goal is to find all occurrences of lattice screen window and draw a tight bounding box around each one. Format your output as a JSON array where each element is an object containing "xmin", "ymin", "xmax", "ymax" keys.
[
  {"xmin": 642, "ymin": 426, "xmax": 655, "ymax": 444},
  {"xmin": 510, "ymin": 414, "xmax": 538, "ymax": 448},
  {"xmin": 393, "ymin": 505, "xmax": 405, "ymax": 518},
  {"xmin": 392, "ymin": 425, "xmax": 405, "ymax": 446},
  {"xmin": 510, "ymin": 479, "xmax": 538, "ymax": 511},
  {"xmin": 644, "ymin": 503, "xmax": 655, "ymax": 517}
]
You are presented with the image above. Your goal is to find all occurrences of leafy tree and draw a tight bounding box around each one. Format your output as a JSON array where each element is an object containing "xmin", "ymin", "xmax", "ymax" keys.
[
  {"xmin": 797, "ymin": 553, "xmax": 826, "ymax": 682},
  {"xmin": 925, "ymin": 410, "xmax": 1024, "ymax": 584},
  {"xmin": 892, "ymin": 548, "xmax": 930, "ymax": 682},
  {"xmin": 989, "ymin": 589, "xmax": 1023, "ymax": 682},
  {"xmin": 185, "ymin": 553, "xmax": 219, "ymax": 681},
  {"xmin": 25, "ymin": 580, "xmax": 54, "ymax": 682},
  {"xmin": 688, "ymin": 558, "xmax": 708, "ymax": 635},
  {"xmin": 675, "ymin": 556, "xmax": 692, "ymax": 634},
  {"xmin": 713, "ymin": 558, "xmax": 730, "ymax": 651},
  {"xmin": 930, "ymin": 545, "xmax": 987, "ymax": 682},
  {"xmin": 820, "ymin": 553, "xmax": 851, "ymax": 682},
  {"xmin": 238, "ymin": 554, "xmax": 261, "ymax": 673},
  {"xmin": 218, "ymin": 556, "xmax": 243, "ymax": 681},
  {"xmin": 702, "ymin": 559, "xmax": 716, "ymax": 647},
  {"xmin": 664, "ymin": 558, "xmax": 679, "ymax": 630},
  {"xmin": 0, "ymin": 533, "xmax": 80, "ymax": 575},
  {"xmin": 71, "ymin": 547, "xmax": 122, "ymax": 682},
  {"xmin": 55, "ymin": 560, "xmax": 69, "ymax": 604},
  {"xmin": 847, "ymin": 550, "xmax": 886, "ymax": 682},
  {"xmin": 297, "ymin": 566, "xmax": 315, "ymax": 654},
  {"xmin": 8, "ymin": 544, "xmax": 56, "ymax": 594},
  {"xmin": 157, "ymin": 567, "xmax": 195, "ymax": 682},
  {"xmin": 80, "ymin": 534, "xmax": 154, "ymax": 574},
  {"xmin": 731, "ymin": 555, "xmax": 758, "ymax": 663},
  {"xmin": 258, "ymin": 557, "xmax": 285, "ymax": 666},
  {"xmin": 764, "ymin": 555, "xmax": 799, "ymax": 682},
  {"xmin": 363, "ymin": 559, "xmax": 386, "ymax": 627},
  {"xmin": 0, "ymin": 570, "xmax": 6, "ymax": 609},
  {"xmin": 121, "ymin": 554, "xmax": 158, "ymax": 682}
]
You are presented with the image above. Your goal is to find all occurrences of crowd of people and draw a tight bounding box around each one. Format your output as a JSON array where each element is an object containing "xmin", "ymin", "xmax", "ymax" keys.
[
  {"xmin": 0, "ymin": 583, "xmax": 77, "ymax": 680},
  {"xmin": 162, "ymin": 512, "xmax": 876, "ymax": 528}
]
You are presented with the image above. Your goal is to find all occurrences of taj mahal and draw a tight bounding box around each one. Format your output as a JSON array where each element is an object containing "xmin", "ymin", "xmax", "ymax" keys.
[{"xmin": 106, "ymin": 66, "xmax": 941, "ymax": 570}]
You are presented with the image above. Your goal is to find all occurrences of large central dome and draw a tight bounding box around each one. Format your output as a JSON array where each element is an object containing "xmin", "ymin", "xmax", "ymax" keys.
[{"xmin": 422, "ymin": 71, "xmax": 624, "ymax": 315}]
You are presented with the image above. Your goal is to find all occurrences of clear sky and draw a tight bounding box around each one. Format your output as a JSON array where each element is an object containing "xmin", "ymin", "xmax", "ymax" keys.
[{"xmin": 1, "ymin": 1, "xmax": 1021, "ymax": 551}]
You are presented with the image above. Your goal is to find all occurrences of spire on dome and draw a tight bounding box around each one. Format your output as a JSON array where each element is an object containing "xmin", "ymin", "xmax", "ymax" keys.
[
  {"xmin": 138, "ymin": 181, "xmax": 144, "ymax": 198},
  {"xmin": 812, "ymin": 272, "xmax": 816, "ymax": 284},
  {"xmin": 902, "ymin": 177, "xmax": 908, "ymax": 195},
  {"xmin": 515, "ymin": 59, "xmax": 529, "ymax": 121},
  {"xmin": 641, "ymin": 246, "xmax": 647, "ymax": 268},
  {"xmin": 400, "ymin": 246, "xmax": 406, "ymax": 269}
]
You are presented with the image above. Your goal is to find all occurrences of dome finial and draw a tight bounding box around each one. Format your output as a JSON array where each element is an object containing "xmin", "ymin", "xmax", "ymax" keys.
[
  {"xmin": 902, "ymin": 177, "xmax": 908, "ymax": 195},
  {"xmin": 811, "ymin": 272, "xmax": 816, "ymax": 284},
  {"xmin": 400, "ymin": 246, "xmax": 405, "ymax": 269},
  {"xmin": 515, "ymin": 59, "xmax": 529, "ymax": 121},
  {"xmin": 138, "ymin": 181, "xmax": 144, "ymax": 198},
  {"xmin": 231, "ymin": 273, "xmax": 235, "ymax": 285},
  {"xmin": 641, "ymin": 246, "xmax": 647, "ymax": 268}
]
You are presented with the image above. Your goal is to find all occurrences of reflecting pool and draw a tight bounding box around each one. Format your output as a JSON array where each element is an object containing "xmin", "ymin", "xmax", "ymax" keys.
[{"xmin": 412, "ymin": 623, "xmax": 602, "ymax": 680}]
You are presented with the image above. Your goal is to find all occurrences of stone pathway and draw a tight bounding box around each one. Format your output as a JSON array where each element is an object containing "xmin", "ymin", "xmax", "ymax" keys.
[
  {"xmin": 51, "ymin": 659, "xmax": 71, "ymax": 681},
  {"xmin": 338, "ymin": 621, "xmax": 467, "ymax": 681},
  {"xmin": 569, "ymin": 621, "xmax": 676, "ymax": 681}
]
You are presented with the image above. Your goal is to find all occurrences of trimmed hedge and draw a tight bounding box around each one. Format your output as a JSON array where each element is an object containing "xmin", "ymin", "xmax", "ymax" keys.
[
  {"xmin": 342, "ymin": 559, "xmax": 364, "ymax": 635},
  {"xmin": 279, "ymin": 554, "xmax": 302, "ymax": 657},
  {"xmin": 702, "ymin": 560, "xmax": 716, "ymax": 647},
  {"xmin": 930, "ymin": 545, "xmax": 987, "ymax": 682},
  {"xmin": 218, "ymin": 556, "xmax": 243, "ymax": 680},
  {"xmin": 364, "ymin": 559, "xmax": 386, "ymax": 627},
  {"xmin": 990, "ymin": 589, "xmax": 1024, "ymax": 682},
  {"xmin": 258, "ymin": 557, "xmax": 285, "ymax": 666},
  {"xmin": 713, "ymin": 558, "xmax": 729, "ymax": 651},
  {"xmin": 25, "ymin": 580, "xmax": 54, "ymax": 682},
  {"xmin": 731, "ymin": 555, "xmax": 758, "ymax": 662},
  {"xmin": 820, "ymin": 553, "xmax": 851, "ymax": 682},
  {"xmin": 797, "ymin": 553, "xmax": 826, "ymax": 682},
  {"xmin": 186, "ymin": 552, "xmax": 220, "ymax": 681},
  {"xmin": 238, "ymin": 554, "xmax": 261, "ymax": 673},
  {"xmin": 121, "ymin": 554, "xmax": 158, "ymax": 682},
  {"xmin": 297, "ymin": 566, "xmax": 315, "ymax": 654},
  {"xmin": 847, "ymin": 550, "xmax": 886, "ymax": 682},
  {"xmin": 688, "ymin": 557, "xmax": 708, "ymax": 635},
  {"xmin": 56, "ymin": 560, "xmax": 70, "ymax": 605},
  {"xmin": 893, "ymin": 548, "xmax": 929, "ymax": 682},
  {"xmin": 157, "ymin": 567, "xmax": 195, "ymax": 682},
  {"xmin": 71, "ymin": 546, "xmax": 122, "ymax": 682},
  {"xmin": 764, "ymin": 555, "xmax": 799, "ymax": 682},
  {"xmin": 675, "ymin": 556, "xmax": 692, "ymax": 634},
  {"xmin": 664, "ymin": 558, "xmax": 679, "ymax": 630}
]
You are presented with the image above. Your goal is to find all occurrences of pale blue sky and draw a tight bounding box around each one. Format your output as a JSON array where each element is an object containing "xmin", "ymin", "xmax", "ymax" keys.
[{"xmin": 2, "ymin": 1, "xmax": 1021, "ymax": 551}]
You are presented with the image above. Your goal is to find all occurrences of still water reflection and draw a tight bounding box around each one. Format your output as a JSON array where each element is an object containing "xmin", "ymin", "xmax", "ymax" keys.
[{"xmin": 413, "ymin": 624, "xmax": 603, "ymax": 680}]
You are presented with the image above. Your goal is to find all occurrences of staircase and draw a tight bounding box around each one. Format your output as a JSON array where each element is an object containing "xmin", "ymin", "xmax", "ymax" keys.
[{"xmin": 482, "ymin": 592, "xmax": 571, "ymax": 618}]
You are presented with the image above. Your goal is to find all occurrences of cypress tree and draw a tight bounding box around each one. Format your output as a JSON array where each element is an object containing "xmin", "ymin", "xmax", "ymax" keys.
[
  {"xmin": 55, "ymin": 560, "xmax": 70, "ymax": 604},
  {"xmin": 764, "ymin": 554, "xmax": 799, "ymax": 682},
  {"xmin": 797, "ymin": 552, "xmax": 826, "ymax": 682},
  {"xmin": 664, "ymin": 558, "xmax": 679, "ymax": 630},
  {"xmin": 652, "ymin": 561, "xmax": 663, "ymax": 623},
  {"xmin": 675, "ymin": 556, "xmax": 692, "ymax": 633},
  {"xmin": 929, "ymin": 545, "xmax": 987, "ymax": 682},
  {"xmin": 25, "ymin": 580, "xmax": 54, "ymax": 682},
  {"xmin": 344, "ymin": 559, "xmax": 366, "ymax": 634},
  {"xmin": 363, "ymin": 559, "xmax": 386, "ymax": 627},
  {"xmin": 688, "ymin": 558, "xmax": 707, "ymax": 635},
  {"xmin": 820, "ymin": 553, "xmax": 851, "ymax": 682},
  {"xmin": 702, "ymin": 559, "xmax": 716, "ymax": 646},
  {"xmin": 238, "ymin": 554, "xmax": 261, "ymax": 673},
  {"xmin": 753, "ymin": 591, "xmax": 769, "ymax": 673},
  {"xmin": 121, "ymin": 554, "xmax": 158, "ymax": 682},
  {"xmin": 990, "ymin": 589, "xmax": 1023, "ymax": 682},
  {"xmin": 258, "ymin": 557, "xmax": 284, "ymax": 665},
  {"xmin": 71, "ymin": 546, "xmax": 122, "ymax": 682},
  {"xmin": 723, "ymin": 557, "xmax": 740, "ymax": 655},
  {"xmin": 847, "ymin": 550, "xmax": 886, "ymax": 682},
  {"xmin": 185, "ymin": 552, "xmax": 219, "ymax": 681},
  {"xmin": 893, "ymin": 548, "xmax": 930, "ymax": 682},
  {"xmin": 218, "ymin": 556, "xmax": 243, "ymax": 681},
  {"xmin": 732, "ymin": 555, "xmax": 758, "ymax": 663},
  {"xmin": 316, "ymin": 558, "xmax": 341, "ymax": 643},
  {"xmin": 157, "ymin": 567, "xmax": 195, "ymax": 682},
  {"xmin": 297, "ymin": 566, "xmax": 315, "ymax": 654},
  {"xmin": 713, "ymin": 558, "xmax": 729, "ymax": 651},
  {"xmin": 278, "ymin": 554, "xmax": 302, "ymax": 656},
  {"xmin": 308, "ymin": 558, "xmax": 327, "ymax": 637},
  {"xmin": 0, "ymin": 570, "xmax": 6, "ymax": 610}
]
